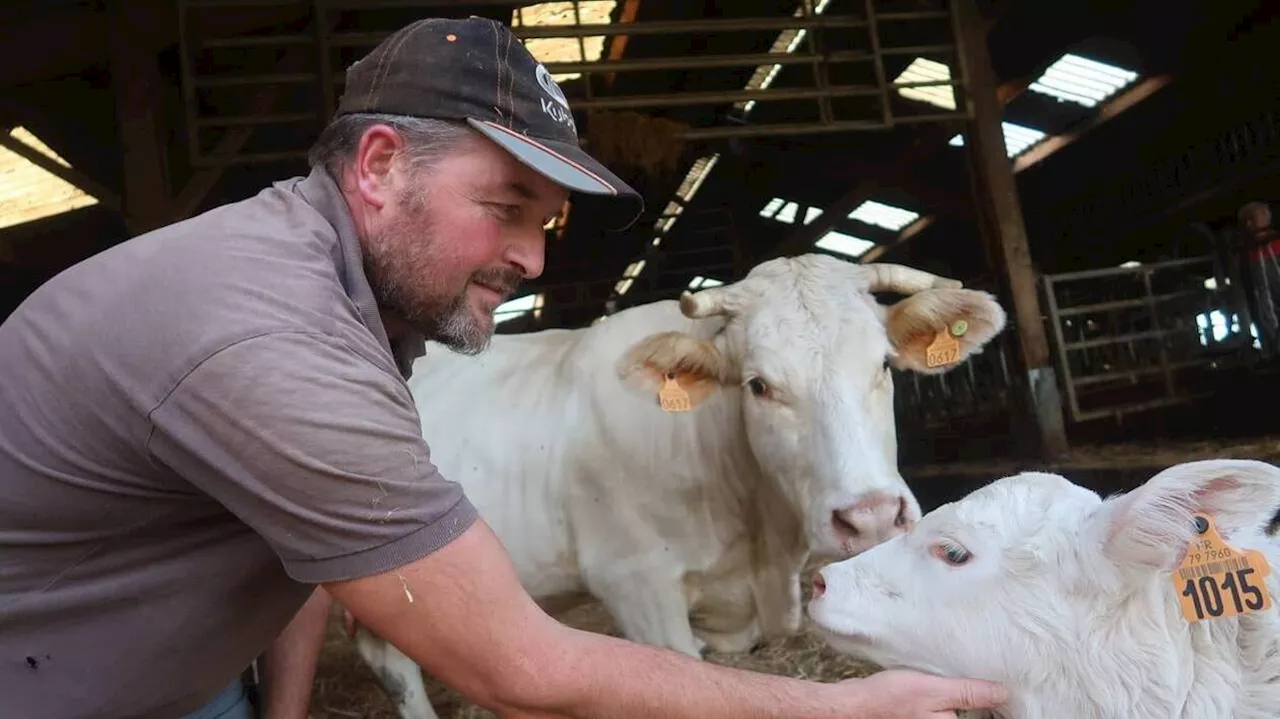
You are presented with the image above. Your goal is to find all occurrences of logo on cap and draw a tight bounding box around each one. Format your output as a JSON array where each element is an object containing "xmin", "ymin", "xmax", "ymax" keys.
[{"xmin": 535, "ymin": 63, "xmax": 577, "ymax": 133}]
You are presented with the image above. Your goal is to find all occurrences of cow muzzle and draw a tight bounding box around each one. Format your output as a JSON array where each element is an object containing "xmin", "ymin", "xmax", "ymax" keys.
[{"xmin": 830, "ymin": 490, "xmax": 915, "ymax": 555}]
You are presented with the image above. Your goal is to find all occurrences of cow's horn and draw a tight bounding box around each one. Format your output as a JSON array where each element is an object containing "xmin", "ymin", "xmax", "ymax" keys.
[
  {"xmin": 866, "ymin": 263, "xmax": 963, "ymax": 294},
  {"xmin": 680, "ymin": 286, "xmax": 731, "ymax": 318}
]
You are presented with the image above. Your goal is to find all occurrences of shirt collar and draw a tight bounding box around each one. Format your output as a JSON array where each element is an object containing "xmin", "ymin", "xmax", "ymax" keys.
[{"xmin": 292, "ymin": 165, "xmax": 426, "ymax": 379}]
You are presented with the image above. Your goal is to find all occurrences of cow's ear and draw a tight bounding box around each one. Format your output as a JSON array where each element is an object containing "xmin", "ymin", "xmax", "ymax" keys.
[
  {"xmin": 1086, "ymin": 459, "xmax": 1280, "ymax": 574},
  {"xmin": 617, "ymin": 331, "xmax": 734, "ymax": 410},
  {"xmin": 885, "ymin": 288, "xmax": 1006, "ymax": 374}
]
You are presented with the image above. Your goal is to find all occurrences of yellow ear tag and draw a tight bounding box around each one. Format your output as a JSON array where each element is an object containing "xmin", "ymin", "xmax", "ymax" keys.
[
  {"xmin": 925, "ymin": 325, "xmax": 961, "ymax": 368},
  {"xmin": 1174, "ymin": 512, "xmax": 1272, "ymax": 623},
  {"xmin": 659, "ymin": 373, "xmax": 693, "ymax": 413}
]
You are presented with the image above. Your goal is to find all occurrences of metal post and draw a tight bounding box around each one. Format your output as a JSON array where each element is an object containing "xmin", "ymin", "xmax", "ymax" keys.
[
  {"xmin": 313, "ymin": 0, "xmax": 334, "ymax": 123},
  {"xmin": 862, "ymin": 0, "xmax": 893, "ymax": 128}
]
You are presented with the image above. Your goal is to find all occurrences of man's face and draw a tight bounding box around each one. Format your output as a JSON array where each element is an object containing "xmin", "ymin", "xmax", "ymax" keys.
[{"xmin": 362, "ymin": 130, "xmax": 568, "ymax": 354}]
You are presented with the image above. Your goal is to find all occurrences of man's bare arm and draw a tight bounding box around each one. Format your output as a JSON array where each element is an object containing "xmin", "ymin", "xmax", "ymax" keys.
[
  {"xmin": 322, "ymin": 519, "xmax": 1006, "ymax": 719},
  {"xmin": 258, "ymin": 587, "xmax": 333, "ymax": 719}
]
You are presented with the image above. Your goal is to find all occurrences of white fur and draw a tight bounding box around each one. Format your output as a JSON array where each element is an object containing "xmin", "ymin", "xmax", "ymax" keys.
[
  {"xmin": 359, "ymin": 254, "xmax": 1005, "ymax": 718},
  {"xmin": 809, "ymin": 459, "xmax": 1280, "ymax": 719}
]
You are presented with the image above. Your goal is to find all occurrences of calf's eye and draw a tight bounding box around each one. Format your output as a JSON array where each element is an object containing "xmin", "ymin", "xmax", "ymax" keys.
[
  {"xmin": 931, "ymin": 542, "xmax": 972, "ymax": 566},
  {"xmin": 746, "ymin": 377, "xmax": 769, "ymax": 397}
]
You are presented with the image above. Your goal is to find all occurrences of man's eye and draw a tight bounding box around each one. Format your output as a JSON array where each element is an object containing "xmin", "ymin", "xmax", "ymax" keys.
[{"xmin": 490, "ymin": 203, "xmax": 521, "ymax": 221}]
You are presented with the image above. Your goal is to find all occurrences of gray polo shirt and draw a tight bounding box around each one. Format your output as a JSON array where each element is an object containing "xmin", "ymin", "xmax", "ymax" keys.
[{"xmin": 0, "ymin": 166, "xmax": 479, "ymax": 718}]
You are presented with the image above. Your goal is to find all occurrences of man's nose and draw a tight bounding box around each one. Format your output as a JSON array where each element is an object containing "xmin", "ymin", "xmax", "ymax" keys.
[{"xmin": 507, "ymin": 227, "xmax": 546, "ymax": 279}]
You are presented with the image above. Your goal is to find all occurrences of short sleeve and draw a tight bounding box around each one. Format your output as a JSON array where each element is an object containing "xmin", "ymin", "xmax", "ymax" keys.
[{"xmin": 146, "ymin": 331, "xmax": 478, "ymax": 583}]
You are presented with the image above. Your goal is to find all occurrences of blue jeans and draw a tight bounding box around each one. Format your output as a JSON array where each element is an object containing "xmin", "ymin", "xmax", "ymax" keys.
[{"xmin": 180, "ymin": 676, "xmax": 257, "ymax": 719}]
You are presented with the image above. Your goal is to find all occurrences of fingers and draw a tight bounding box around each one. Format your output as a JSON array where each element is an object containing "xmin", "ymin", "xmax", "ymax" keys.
[{"xmin": 936, "ymin": 678, "xmax": 1009, "ymax": 710}]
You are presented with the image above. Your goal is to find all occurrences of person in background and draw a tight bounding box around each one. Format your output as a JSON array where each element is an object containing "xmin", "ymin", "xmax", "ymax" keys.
[{"xmin": 1236, "ymin": 200, "xmax": 1280, "ymax": 351}]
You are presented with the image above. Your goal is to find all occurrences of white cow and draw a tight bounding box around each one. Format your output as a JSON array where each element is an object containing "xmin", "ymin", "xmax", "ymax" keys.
[
  {"xmin": 809, "ymin": 458, "xmax": 1280, "ymax": 719},
  {"xmin": 355, "ymin": 254, "xmax": 1008, "ymax": 718}
]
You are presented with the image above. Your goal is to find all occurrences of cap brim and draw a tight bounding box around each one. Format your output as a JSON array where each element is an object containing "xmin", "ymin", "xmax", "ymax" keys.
[{"xmin": 467, "ymin": 118, "xmax": 645, "ymax": 233}]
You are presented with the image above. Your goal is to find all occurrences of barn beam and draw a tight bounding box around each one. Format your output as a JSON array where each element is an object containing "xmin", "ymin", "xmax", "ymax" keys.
[
  {"xmin": 954, "ymin": 0, "xmax": 1068, "ymax": 459},
  {"xmin": 109, "ymin": 0, "xmax": 172, "ymax": 237}
]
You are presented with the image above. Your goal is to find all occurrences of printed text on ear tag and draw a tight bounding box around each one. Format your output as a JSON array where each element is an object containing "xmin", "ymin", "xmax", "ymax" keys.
[
  {"xmin": 925, "ymin": 328, "xmax": 961, "ymax": 368},
  {"xmin": 1174, "ymin": 512, "xmax": 1272, "ymax": 623},
  {"xmin": 659, "ymin": 374, "xmax": 693, "ymax": 412}
]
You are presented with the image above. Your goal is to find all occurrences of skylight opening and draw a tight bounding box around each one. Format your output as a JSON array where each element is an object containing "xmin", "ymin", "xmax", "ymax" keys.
[
  {"xmin": 623, "ymin": 259, "xmax": 646, "ymax": 278},
  {"xmin": 815, "ymin": 231, "xmax": 876, "ymax": 259},
  {"xmin": 774, "ymin": 201, "xmax": 800, "ymax": 224},
  {"xmin": 0, "ymin": 126, "xmax": 100, "ymax": 232},
  {"xmin": 734, "ymin": 0, "xmax": 833, "ymax": 115},
  {"xmin": 947, "ymin": 121, "xmax": 1048, "ymax": 158},
  {"xmin": 1028, "ymin": 53, "xmax": 1139, "ymax": 108},
  {"xmin": 892, "ymin": 57, "xmax": 956, "ymax": 111},
  {"xmin": 512, "ymin": 1, "xmax": 617, "ymax": 81},
  {"xmin": 759, "ymin": 197, "xmax": 786, "ymax": 218},
  {"xmin": 494, "ymin": 292, "xmax": 545, "ymax": 324},
  {"xmin": 804, "ymin": 206, "xmax": 823, "ymax": 225},
  {"xmin": 614, "ymin": 277, "xmax": 634, "ymax": 295},
  {"xmin": 689, "ymin": 275, "xmax": 725, "ymax": 290},
  {"xmin": 674, "ymin": 154, "xmax": 720, "ymax": 204},
  {"xmin": 848, "ymin": 199, "xmax": 920, "ymax": 232}
]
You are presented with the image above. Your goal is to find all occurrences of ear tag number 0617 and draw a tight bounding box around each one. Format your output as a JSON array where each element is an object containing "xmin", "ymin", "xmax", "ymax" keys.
[
  {"xmin": 1174, "ymin": 512, "xmax": 1272, "ymax": 623},
  {"xmin": 659, "ymin": 372, "xmax": 692, "ymax": 412}
]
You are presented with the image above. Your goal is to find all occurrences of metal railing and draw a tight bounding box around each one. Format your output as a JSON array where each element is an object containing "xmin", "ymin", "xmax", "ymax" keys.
[
  {"xmin": 1040, "ymin": 255, "xmax": 1262, "ymax": 423},
  {"xmin": 175, "ymin": 0, "xmax": 971, "ymax": 167}
]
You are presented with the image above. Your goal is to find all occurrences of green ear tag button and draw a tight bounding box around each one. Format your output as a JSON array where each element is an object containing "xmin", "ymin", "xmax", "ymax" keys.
[{"xmin": 950, "ymin": 319, "xmax": 969, "ymax": 338}]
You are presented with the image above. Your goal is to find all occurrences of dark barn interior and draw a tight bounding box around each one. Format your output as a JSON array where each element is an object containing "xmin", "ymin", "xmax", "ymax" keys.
[{"xmin": 4, "ymin": 1, "xmax": 1280, "ymax": 713}]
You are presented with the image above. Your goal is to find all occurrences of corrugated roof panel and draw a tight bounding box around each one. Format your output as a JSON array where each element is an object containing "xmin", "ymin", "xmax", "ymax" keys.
[{"xmin": 1028, "ymin": 52, "xmax": 1139, "ymax": 108}]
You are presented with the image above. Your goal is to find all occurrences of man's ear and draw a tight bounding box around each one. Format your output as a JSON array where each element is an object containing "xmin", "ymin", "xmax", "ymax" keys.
[
  {"xmin": 616, "ymin": 331, "xmax": 736, "ymax": 410},
  {"xmin": 1089, "ymin": 459, "xmax": 1280, "ymax": 573},
  {"xmin": 885, "ymin": 288, "xmax": 1007, "ymax": 374}
]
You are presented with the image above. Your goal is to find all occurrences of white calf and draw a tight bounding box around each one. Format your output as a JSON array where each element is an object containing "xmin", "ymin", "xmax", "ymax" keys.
[{"xmin": 809, "ymin": 458, "xmax": 1280, "ymax": 719}]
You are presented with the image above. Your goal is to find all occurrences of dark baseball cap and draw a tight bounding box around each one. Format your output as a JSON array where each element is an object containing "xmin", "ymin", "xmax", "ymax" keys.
[{"xmin": 336, "ymin": 15, "xmax": 645, "ymax": 232}]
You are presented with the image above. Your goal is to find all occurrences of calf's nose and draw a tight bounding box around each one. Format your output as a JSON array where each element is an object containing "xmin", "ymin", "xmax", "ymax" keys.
[
  {"xmin": 831, "ymin": 490, "xmax": 914, "ymax": 554},
  {"xmin": 811, "ymin": 570, "xmax": 827, "ymax": 598}
]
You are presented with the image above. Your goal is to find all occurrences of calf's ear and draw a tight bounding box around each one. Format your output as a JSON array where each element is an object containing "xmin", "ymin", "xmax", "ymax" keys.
[
  {"xmin": 885, "ymin": 288, "xmax": 1007, "ymax": 374},
  {"xmin": 1089, "ymin": 459, "xmax": 1280, "ymax": 572},
  {"xmin": 616, "ymin": 331, "xmax": 735, "ymax": 410}
]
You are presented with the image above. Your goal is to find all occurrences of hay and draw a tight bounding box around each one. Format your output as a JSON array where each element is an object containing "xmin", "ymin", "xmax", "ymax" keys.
[
  {"xmin": 583, "ymin": 110, "xmax": 691, "ymax": 179},
  {"xmin": 308, "ymin": 567, "xmax": 880, "ymax": 718}
]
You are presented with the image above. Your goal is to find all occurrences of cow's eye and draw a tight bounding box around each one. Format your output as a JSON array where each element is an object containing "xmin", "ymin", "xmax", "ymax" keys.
[
  {"xmin": 746, "ymin": 376, "xmax": 769, "ymax": 397},
  {"xmin": 932, "ymin": 541, "xmax": 972, "ymax": 566}
]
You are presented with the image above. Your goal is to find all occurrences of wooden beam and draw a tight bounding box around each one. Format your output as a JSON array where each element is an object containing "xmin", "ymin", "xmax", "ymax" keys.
[
  {"xmin": 109, "ymin": 0, "xmax": 172, "ymax": 236},
  {"xmin": 955, "ymin": 0, "xmax": 1067, "ymax": 458},
  {"xmin": 1011, "ymin": 74, "xmax": 1173, "ymax": 174}
]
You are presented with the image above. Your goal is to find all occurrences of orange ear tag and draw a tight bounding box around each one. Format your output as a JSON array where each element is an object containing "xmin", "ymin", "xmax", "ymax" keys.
[
  {"xmin": 1174, "ymin": 512, "xmax": 1273, "ymax": 623},
  {"xmin": 658, "ymin": 373, "xmax": 693, "ymax": 413},
  {"xmin": 924, "ymin": 323, "xmax": 962, "ymax": 369}
]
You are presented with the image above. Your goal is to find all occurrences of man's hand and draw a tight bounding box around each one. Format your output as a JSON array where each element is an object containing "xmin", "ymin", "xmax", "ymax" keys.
[
  {"xmin": 322, "ymin": 518, "xmax": 1008, "ymax": 719},
  {"xmin": 844, "ymin": 669, "xmax": 1009, "ymax": 718}
]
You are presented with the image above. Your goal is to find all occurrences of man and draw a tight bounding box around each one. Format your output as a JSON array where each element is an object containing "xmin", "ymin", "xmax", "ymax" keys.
[{"xmin": 0, "ymin": 16, "xmax": 1007, "ymax": 719}]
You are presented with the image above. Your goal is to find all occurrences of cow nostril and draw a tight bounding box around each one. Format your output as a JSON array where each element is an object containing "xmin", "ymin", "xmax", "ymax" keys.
[
  {"xmin": 812, "ymin": 572, "xmax": 826, "ymax": 597},
  {"xmin": 894, "ymin": 497, "xmax": 908, "ymax": 527},
  {"xmin": 832, "ymin": 509, "xmax": 858, "ymax": 538}
]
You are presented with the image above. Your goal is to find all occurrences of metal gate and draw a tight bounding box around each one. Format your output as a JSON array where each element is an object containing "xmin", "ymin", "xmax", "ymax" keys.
[{"xmin": 1040, "ymin": 255, "xmax": 1261, "ymax": 423}]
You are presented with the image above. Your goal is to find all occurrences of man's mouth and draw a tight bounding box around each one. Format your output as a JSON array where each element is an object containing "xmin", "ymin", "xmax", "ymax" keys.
[{"xmin": 472, "ymin": 282, "xmax": 511, "ymax": 303}]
